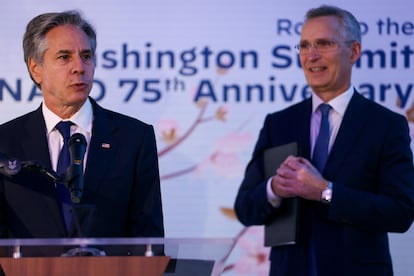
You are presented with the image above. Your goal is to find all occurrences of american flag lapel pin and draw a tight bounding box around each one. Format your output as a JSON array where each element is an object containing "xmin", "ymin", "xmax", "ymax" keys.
[{"xmin": 101, "ymin": 143, "xmax": 110, "ymax": 149}]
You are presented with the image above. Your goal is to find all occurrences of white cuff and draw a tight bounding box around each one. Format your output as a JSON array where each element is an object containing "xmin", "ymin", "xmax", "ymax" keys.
[{"xmin": 266, "ymin": 177, "xmax": 282, "ymax": 207}]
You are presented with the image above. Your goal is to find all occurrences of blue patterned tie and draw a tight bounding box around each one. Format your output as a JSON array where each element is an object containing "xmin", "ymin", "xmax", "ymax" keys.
[
  {"xmin": 312, "ymin": 104, "xmax": 332, "ymax": 172},
  {"xmin": 55, "ymin": 121, "xmax": 73, "ymax": 232}
]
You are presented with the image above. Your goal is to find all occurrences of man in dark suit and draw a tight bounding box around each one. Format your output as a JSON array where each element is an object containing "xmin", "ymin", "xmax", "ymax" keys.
[
  {"xmin": 0, "ymin": 11, "xmax": 164, "ymax": 241},
  {"xmin": 234, "ymin": 5, "xmax": 414, "ymax": 276}
]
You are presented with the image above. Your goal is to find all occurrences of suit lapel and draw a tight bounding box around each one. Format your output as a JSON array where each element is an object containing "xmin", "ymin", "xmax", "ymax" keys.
[
  {"xmin": 324, "ymin": 92, "xmax": 368, "ymax": 179},
  {"xmin": 83, "ymin": 101, "xmax": 118, "ymax": 195},
  {"xmin": 21, "ymin": 106, "xmax": 52, "ymax": 169},
  {"xmin": 21, "ymin": 106, "xmax": 67, "ymax": 235}
]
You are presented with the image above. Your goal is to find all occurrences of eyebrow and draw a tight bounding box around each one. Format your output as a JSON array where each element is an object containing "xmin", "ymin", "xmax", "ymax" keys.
[
  {"xmin": 55, "ymin": 49, "xmax": 93, "ymax": 55},
  {"xmin": 300, "ymin": 37, "xmax": 335, "ymax": 42}
]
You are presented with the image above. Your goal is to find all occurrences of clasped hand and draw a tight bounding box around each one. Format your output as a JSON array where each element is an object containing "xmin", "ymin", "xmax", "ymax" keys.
[{"xmin": 271, "ymin": 156, "xmax": 329, "ymax": 201}]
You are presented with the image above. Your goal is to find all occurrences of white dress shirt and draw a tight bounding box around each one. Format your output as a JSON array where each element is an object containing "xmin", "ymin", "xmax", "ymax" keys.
[
  {"xmin": 42, "ymin": 99, "xmax": 93, "ymax": 173},
  {"xmin": 266, "ymin": 86, "xmax": 355, "ymax": 207}
]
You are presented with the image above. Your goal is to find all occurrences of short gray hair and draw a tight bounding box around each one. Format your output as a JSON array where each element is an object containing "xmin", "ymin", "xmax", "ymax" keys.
[{"xmin": 305, "ymin": 5, "xmax": 361, "ymax": 43}]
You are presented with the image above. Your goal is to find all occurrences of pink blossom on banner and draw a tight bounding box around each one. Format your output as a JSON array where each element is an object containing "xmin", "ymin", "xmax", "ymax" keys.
[
  {"xmin": 194, "ymin": 132, "xmax": 253, "ymax": 177},
  {"xmin": 216, "ymin": 106, "xmax": 228, "ymax": 121},
  {"xmin": 210, "ymin": 151, "xmax": 243, "ymax": 177},
  {"xmin": 213, "ymin": 132, "xmax": 252, "ymax": 153},
  {"xmin": 228, "ymin": 226, "xmax": 270, "ymax": 275},
  {"xmin": 193, "ymin": 151, "xmax": 242, "ymax": 178},
  {"xmin": 410, "ymin": 124, "xmax": 414, "ymax": 140},
  {"xmin": 157, "ymin": 118, "xmax": 180, "ymax": 144},
  {"xmin": 406, "ymin": 102, "xmax": 414, "ymax": 122},
  {"xmin": 404, "ymin": 102, "xmax": 414, "ymax": 140}
]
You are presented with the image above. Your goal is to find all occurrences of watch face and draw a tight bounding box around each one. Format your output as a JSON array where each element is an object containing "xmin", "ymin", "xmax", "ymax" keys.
[{"xmin": 322, "ymin": 188, "xmax": 332, "ymax": 203}]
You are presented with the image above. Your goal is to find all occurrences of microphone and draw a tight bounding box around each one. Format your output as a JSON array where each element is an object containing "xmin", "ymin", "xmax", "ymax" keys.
[
  {"xmin": 66, "ymin": 133, "xmax": 87, "ymax": 203},
  {"xmin": 0, "ymin": 152, "xmax": 22, "ymax": 176}
]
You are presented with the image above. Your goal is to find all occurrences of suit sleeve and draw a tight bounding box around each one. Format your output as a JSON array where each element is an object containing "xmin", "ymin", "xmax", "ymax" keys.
[
  {"xmin": 234, "ymin": 115, "xmax": 280, "ymax": 226},
  {"xmin": 329, "ymin": 113, "xmax": 414, "ymax": 233}
]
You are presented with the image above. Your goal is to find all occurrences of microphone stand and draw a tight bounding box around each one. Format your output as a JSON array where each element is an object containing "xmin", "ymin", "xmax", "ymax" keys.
[{"xmin": 20, "ymin": 161, "xmax": 104, "ymax": 257}]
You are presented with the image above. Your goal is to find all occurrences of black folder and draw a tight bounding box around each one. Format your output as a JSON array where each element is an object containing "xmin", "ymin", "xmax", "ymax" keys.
[{"xmin": 263, "ymin": 142, "xmax": 300, "ymax": 247}]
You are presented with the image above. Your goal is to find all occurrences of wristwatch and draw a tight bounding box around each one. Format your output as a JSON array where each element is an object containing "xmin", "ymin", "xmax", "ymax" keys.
[{"xmin": 321, "ymin": 182, "xmax": 333, "ymax": 204}]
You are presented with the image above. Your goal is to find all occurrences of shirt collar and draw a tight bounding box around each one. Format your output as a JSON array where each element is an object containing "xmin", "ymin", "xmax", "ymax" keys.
[
  {"xmin": 42, "ymin": 98, "xmax": 93, "ymax": 134},
  {"xmin": 312, "ymin": 86, "xmax": 355, "ymax": 117}
]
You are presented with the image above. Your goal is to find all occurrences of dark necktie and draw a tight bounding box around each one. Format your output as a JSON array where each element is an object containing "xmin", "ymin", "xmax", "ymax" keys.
[
  {"xmin": 309, "ymin": 104, "xmax": 331, "ymax": 276},
  {"xmin": 312, "ymin": 103, "xmax": 332, "ymax": 172},
  {"xmin": 55, "ymin": 121, "xmax": 73, "ymax": 232}
]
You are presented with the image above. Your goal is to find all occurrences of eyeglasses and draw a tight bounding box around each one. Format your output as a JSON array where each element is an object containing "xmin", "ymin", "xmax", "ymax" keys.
[{"xmin": 295, "ymin": 39, "xmax": 354, "ymax": 55}]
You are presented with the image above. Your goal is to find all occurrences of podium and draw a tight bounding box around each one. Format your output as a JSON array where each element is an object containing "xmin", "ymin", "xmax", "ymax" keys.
[{"xmin": 0, "ymin": 237, "xmax": 234, "ymax": 276}]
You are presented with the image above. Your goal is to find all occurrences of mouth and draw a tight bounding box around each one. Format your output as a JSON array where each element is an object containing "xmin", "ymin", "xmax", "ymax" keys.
[
  {"xmin": 70, "ymin": 82, "xmax": 89, "ymax": 89},
  {"xmin": 308, "ymin": 66, "xmax": 327, "ymax": 72}
]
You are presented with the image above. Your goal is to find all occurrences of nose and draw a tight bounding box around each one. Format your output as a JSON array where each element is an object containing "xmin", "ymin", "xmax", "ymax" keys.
[
  {"xmin": 71, "ymin": 56, "xmax": 85, "ymax": 74},
  {"xmin": 307, "ymin": 46, "xmax": 321, "ymax": 59}
]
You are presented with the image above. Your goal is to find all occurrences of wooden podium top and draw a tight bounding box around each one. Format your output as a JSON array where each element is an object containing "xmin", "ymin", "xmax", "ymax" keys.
[
  {"xmin": 0, "ymin": 238, "xmax": 235, "ymax": 276},
  {"xmin": 0, "ymin": 255, "xmax": 170, "ymax": 276}
]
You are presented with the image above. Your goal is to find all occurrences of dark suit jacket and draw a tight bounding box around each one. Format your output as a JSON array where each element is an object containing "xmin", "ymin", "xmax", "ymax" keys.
[
  {"xmin": 235, "ymin": 91, "xmax": 414, "ymax": 276},
  {"xmin": 0, "ymin": 98, "xmax": 164, "ymax": 241}
]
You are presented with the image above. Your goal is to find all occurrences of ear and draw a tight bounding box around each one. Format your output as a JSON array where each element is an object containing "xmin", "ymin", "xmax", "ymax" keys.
[
  {"xmin": 28, "ymin": 57, "xmax": 42, "ymax": 85},
  {"xmin": 349, "ymin": 41, "xmax": 361, "ymax": 64}
]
